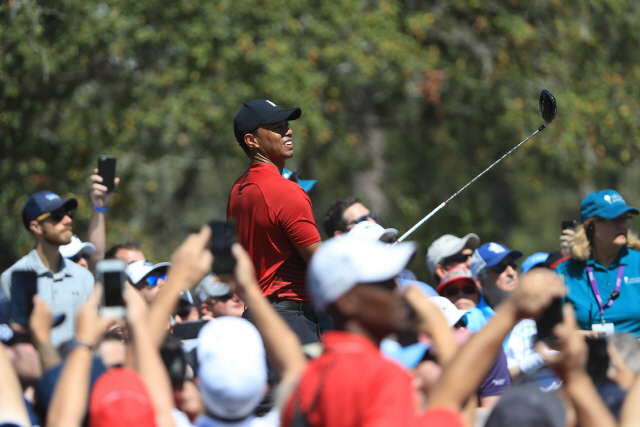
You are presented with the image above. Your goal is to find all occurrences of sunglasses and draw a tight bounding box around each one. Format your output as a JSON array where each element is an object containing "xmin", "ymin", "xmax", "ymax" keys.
[
  {"xmin": 213, "ymin": 292, "xmax": 234, "ymax": 302},
  {"xmin": 69, "ymin": 253, "xmax": 90, "ymax": 263},
  {"xmin": 443, "ymin": 284, "xmax": 478, "ymax": 298},
  {"xmin": 36, "ymin": 209, "xmax": 74, "ymax": 223},
  {"xmin": 487, "ymin": 261, "xmax": 518, "ymax": 275},
  {"xmin": 442, "ymin": 252, "xmax": 471, "ymax": 265},
  {"xmin": 146, "ymin": 274, "xmax": 167, "ymax": 286},
  {"xmin": 346, "ymin": 211, "xmax": 377, "ymax": 226}
]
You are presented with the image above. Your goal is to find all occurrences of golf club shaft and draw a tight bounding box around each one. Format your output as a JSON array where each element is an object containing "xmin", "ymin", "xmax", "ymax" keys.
[{"xmin": 396, "ymin": 123, "xmax": 547, "ymax": 243}]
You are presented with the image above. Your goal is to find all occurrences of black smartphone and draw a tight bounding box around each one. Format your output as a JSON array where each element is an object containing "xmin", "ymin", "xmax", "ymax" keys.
[
  {"xmin": 561, "ymin": 220, "xmax": 577, "ymax": 231},
  {"xmin": 536, "ymin": 297, "xmax": 564, "ymax": 344},
  {"xmin": 10, "ymin": 270, "xmax": 38, "ymax": 326},
  {"xmin": 96, "ymin": 259, "xmax": 126, "ymax": 317},
  {"xmin": 208, "ymin": 219, "xmax": 237, "ymax": 275},
  {"xmin": 173, "ymin": 320, "xmax": 207, "ymax": 340},
  {"xmin": 98, "ymin": 155, "xmax": 117, "ymax": 192},
  {"xmin": 586, "ymin": 337, "xmax": 609, "ymax": 385}
]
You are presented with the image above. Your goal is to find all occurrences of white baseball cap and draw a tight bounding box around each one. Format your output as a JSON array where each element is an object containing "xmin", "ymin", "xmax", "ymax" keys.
[
  {"xmin": 426, "ymin": 233, "xmax": 480, "ymax": 275},
  {"xmin": 428, "ymin": 296, "xmax": 468, "ymax": 327},
  {"xmin": 59, "ymin": 235, "xmax": 96, "ymax": 258},
  {"xmin": 197, "ymin": 317, "xmax": 267, "ymax": 420},
  {"xmin": 307, "ymin": 237, "xmax": 417, "ymax": 310},
  {"xmin": 347, "ymin": 221, "xmax": 398, "ymax": 244},
  {"xmin": 125, "ymin": 260, "xmax": 170, "ymax": 286}
]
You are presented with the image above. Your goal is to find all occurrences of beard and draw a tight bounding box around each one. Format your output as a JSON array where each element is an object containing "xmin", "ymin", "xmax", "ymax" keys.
[{"xmin": 42, "ymin": 225, "xmax": 73, "ymax": 246}]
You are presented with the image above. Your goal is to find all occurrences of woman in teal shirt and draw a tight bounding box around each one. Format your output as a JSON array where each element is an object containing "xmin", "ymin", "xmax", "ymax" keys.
[{"xmin": 555, "ymin": 190, "xmax": 640, "ymax": 337}]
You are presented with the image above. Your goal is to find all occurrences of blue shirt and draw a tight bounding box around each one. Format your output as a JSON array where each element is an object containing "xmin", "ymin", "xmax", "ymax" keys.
[
  {"xmin": 555, "ymin": 247, "xmax": 640, "ymax": 337},
  {"xmin": 474, "ymin": 295, "xmax": 512, "ymax": 350}
]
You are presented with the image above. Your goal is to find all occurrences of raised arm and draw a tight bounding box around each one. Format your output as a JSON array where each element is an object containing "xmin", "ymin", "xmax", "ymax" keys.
[
  {"xmin": 429, "ymin": 269, "xmax": 565, "ymax": 410},
  {"xmin": 47, "ymin": 286, "xmax": 113, "ymax": 427},
  {"xmin": 147, "ymin": 226, "xmax": 213, "ymax": 347},
  {"xmin": 539, "ymin": 305, "xmax": 617, "ymax": 427},
  {"xmin": 125, "ymin": 285, "xmax": 176, "ymax": 427},
  {"xmin": 29, "ymin": 296, "xmax": 61, "ymax": 372},
  {"xmin": 87, "ymin": 169, "xmax": 120, "ymax": 274},
  {"xmin": 0, "ymin": 337, "xmax": 31, "ymax": 426},
  {"xmin": 231, "ymin": 243, "xmax": 307, "ymax": 390}
]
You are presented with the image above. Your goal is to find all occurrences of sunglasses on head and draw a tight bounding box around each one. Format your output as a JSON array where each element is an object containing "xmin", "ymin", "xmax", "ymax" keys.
[
  {"xmin": 69, "ymin": 253, "xmax": 90, "ymax": 263},
  {"xmin": 346, "ymin": 211, "xmax": 377, "ymax": 226},
  {"xmin": 487, "ymin": 261, "xmax": 518, "ymax": 275},
  {"xmin": 442, "ymin": 252, "xmax": 471, "ymax": 265},
  {"xmin": 146, "ymin": 274, "xmax": 167, "ymax": 286},
  {"xmin": 443, "ymin": 284, "xmax": 478, "ymax": 298},
  {"xmin": 37, "ymin": 209, "xmax": 74, "ymax": 223}
]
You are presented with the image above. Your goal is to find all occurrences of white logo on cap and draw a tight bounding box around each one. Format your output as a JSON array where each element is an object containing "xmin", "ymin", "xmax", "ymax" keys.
[
  {"xmin": 487, "ymin": 242, "xmax": 505, "ymax": 253},
  {"xmin": 45, "ymin": 194, "xmax": 60, "ymax": 201},
  {"xmin": 266, "ymin": 100, "xmax": 277, "ymax": 107},
  {"xmin": 604, "ymin": 195, "xmax": 612, "ymax": 204}
]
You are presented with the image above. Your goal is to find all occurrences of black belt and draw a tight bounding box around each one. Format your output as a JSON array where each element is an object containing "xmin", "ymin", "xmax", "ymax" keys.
[{"xmin": 269, "ymin": 299, "xmax": 315, "ymax": 311}]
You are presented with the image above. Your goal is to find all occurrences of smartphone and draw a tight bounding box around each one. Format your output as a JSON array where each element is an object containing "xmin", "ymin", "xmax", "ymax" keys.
[
  {"xmin": 208, "ymin": 219, "xmax": 237, "ymax": 275},
  {"xmin": 173, "ymin": 320, "xmax": 207, "ymax": 340},
  {"xmin": 96, "ymin": 259, "xmax": 126, "ymax": 317},
  {"xmin": 561, "ymin": 220, "xmax": 577, "ymax": 231},
  {"xmin": 536, "ymin": 297, "xmax": 563, "ymax": 344},
  {"xmin": 586, "ymin": 337, "xmax": 609, "ymax": 385},
  {"xmin": 98, "ymin": 155, "xmax": 117, "ymax": 192},
  {"xmin": 10, "ymin": 271, "xmax": 38, "ymax": 327}
]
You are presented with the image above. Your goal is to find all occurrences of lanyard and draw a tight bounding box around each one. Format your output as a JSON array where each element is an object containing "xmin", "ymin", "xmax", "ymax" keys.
[{"xmin": 586, "ymin": 265, "xmax": 624, "ymax": 324}]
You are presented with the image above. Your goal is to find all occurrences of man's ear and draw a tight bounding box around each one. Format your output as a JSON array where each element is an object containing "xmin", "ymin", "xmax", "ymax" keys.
[
  {"xmin": 200, "ymin": 302, "xmax": 212, "ymax": 316},
  {"xmin": 434, "ymin": 264, "xmax": 448, "ymax": 282},
  {"xmin": 29, "ymin": 220, "xmax": 42, "ymax": 236},
  {"xmin": 333, "ymin": 290, "xmax": 359, "ymax": 317},
  {"xmin": 475, "ymin": 277, "xmax": 484, "ymax": 290},
  {"xmin": 244, "ymin": 131, "xmax": 260, "ymax": 150}
]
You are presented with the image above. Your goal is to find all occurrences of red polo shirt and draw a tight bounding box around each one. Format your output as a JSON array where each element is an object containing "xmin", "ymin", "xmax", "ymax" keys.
[
  {"xmin": 227, "ymin": 163, "xmax": 321, "ymax": 301},
  {"xmin": 282, "ymin": 331, "xmax": 466, "ymax": 427}
]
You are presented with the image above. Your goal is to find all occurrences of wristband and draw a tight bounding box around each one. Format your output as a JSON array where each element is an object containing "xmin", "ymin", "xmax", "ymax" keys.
[
  {"xmin": 93, "ymin": 205, "xmax": 110, "ymax": 213},
  {"xmin": 68, "ymin": 339, "xmax": 94, "ymax": 352}
]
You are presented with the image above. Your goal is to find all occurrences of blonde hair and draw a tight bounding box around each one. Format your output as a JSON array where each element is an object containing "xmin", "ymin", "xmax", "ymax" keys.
[{"xmin": 569, "ymin": 217, "xmax": 640, "ymax": 261}]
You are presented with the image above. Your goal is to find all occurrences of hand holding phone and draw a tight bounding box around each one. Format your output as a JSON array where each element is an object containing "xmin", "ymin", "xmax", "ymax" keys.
[
  {"xmin": 10, "ymin": 271, "xmax": 38, "ymax": 327},
  {"xmin": 536, "ymin": 297, "xmax": 564, "ymax": 344},
  {"xmin": 173, "ymin": 320, "xmax": 207, "ymax": 340},
  {"xmin": 561, "ymin": 220, "xmax": 577, "ymax": 231},
  {"xmin": 96, "ymin": 259, "xmax": 126, "ymax": 317},
  {"xmin": 208, "ymin": 219, "xmax": 237, "ymax": 276},
  {"xmin": 97, "ymin": 155, "xmax": 117, "ymax": 192}
]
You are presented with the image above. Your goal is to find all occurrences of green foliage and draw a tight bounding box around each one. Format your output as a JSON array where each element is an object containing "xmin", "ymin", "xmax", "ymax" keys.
[{"xmin": 2, "ymin": 0, "xmax": 640, "ymax": 280}]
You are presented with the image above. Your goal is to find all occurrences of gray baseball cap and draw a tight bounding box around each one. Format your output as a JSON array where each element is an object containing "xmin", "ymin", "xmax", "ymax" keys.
[
  {"xmin": 195, "ymin": 274, "xmax": 232, "ymax": 304},
  {"xmin": 426, "ymin": 233, "xmax": 480, "ymax": 275}
]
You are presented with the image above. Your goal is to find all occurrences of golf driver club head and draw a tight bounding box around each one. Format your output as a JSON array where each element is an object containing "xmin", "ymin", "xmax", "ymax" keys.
[{"xmin": 539, "ymin": 89, "xmax": 557, "ymax": 123}]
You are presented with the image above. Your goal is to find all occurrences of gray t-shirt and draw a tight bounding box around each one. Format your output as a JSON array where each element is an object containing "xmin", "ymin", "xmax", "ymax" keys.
[{"xmin": 0, "ymin": 249, "xmax": 94, "ymax": 347}]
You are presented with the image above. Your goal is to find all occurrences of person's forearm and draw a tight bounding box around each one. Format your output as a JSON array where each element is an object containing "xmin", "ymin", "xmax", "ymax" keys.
[
  {"xmin": 148, "ymin": 271, "xmax": 189, "ymax": 347},
  {"xmin": 34, "ymin": 338, "xmax": 62, "ymax": 372},
  {"xmin": 619, "ymin": 370, "xmax": 640, "ymax": 427},
  {"xmin": 130, "ymin": 319, "xmax": 177, "ymax": 427},
  {"xmin": 429, "ymin": 302, "xmax": 517, "ymax": 410},
  {"xmin": 87, "ymin": 208, "xmax": 106, "ymax": 274},
  {"xmin": 565, "ymin": 372, "xmax": 616, "ymax": 427},
  {"xmin": 241, "ymin": 283, "xmax": 306, "ymax": 385},
  {"xmin": 0, "ymin": 343, "xmax": 31, "ymax": 426},
  {"xmin": 46, "ymin": 346, "xmax": 93, "ymax": 427}
]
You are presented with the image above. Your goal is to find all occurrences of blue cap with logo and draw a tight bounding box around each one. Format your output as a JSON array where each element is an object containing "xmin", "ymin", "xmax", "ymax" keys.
[
  {"xmin": 22, "ymin": 191, "xmax": 78, "ymax": 231},
  {"xmin": 470, "ymin": 242, "xmax": 523, "ymax": 278},
  {"xmin": 521, "ymin": 252, "xmax": 550, "ymax": 274},
  {"xmin": 233, "ymin": 99, "xmax": 301, "ymax": 144},
  {"xmin": 580, "ymin": 190, "xmax": 639, "ymax": 223}
]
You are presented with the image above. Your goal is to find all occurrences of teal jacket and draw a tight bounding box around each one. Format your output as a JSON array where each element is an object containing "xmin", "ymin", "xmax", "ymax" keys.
[{"xmin": 555, "ymin": 247, "xmax": 640, "ymax": 337}]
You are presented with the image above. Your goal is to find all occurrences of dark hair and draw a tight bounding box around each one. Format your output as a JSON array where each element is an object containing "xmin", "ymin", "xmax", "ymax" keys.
[
  {"xmin": 105, "ymin": 241, "xmax": 142, "ymax": 260},
  {"xmin": 323, "ymin": 197, "xmax": 360, "ymax": 237}
]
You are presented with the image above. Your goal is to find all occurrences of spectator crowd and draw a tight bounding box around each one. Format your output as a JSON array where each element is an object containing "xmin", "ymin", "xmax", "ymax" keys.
[{"xmin": 2, "ymin": 99, "xmax": 640, "ymax": 427}]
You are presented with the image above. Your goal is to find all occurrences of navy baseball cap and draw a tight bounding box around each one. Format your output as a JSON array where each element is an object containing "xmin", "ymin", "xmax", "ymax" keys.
[
  {"xmin": 233, "ymin": 99, "xmax": 301, "ymax": 144},
  {"xmin": 580, "ymin": 189, "xmax": 639, "ymax": 223},
  {"xmin": 22, "ymin": 191, "xmax": 78, "ymax": 231},
  {"xmin": 470, "ymin": 242, "xmax": 523, "ymax": 278}
]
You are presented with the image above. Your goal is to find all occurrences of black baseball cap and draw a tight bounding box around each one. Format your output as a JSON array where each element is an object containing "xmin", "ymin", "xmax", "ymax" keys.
[
  {"xmin": 22, "ymin": 191, "xmax": 78, "ymax": 231},
  {"xmin": 233, "ymin": 99, "xmax": 301, "ymax": 144}
]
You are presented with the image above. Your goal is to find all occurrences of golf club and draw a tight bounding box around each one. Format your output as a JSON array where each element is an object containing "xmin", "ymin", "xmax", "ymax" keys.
[{"xmin": 397, "ymin": 89, "xmax": 557, "ymax": 243}]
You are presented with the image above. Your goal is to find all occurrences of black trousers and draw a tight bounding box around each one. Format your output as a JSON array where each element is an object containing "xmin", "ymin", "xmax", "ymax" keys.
[{"xmin": 242, "ymin": 300, "xmax": 322, "ymax": 415}]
